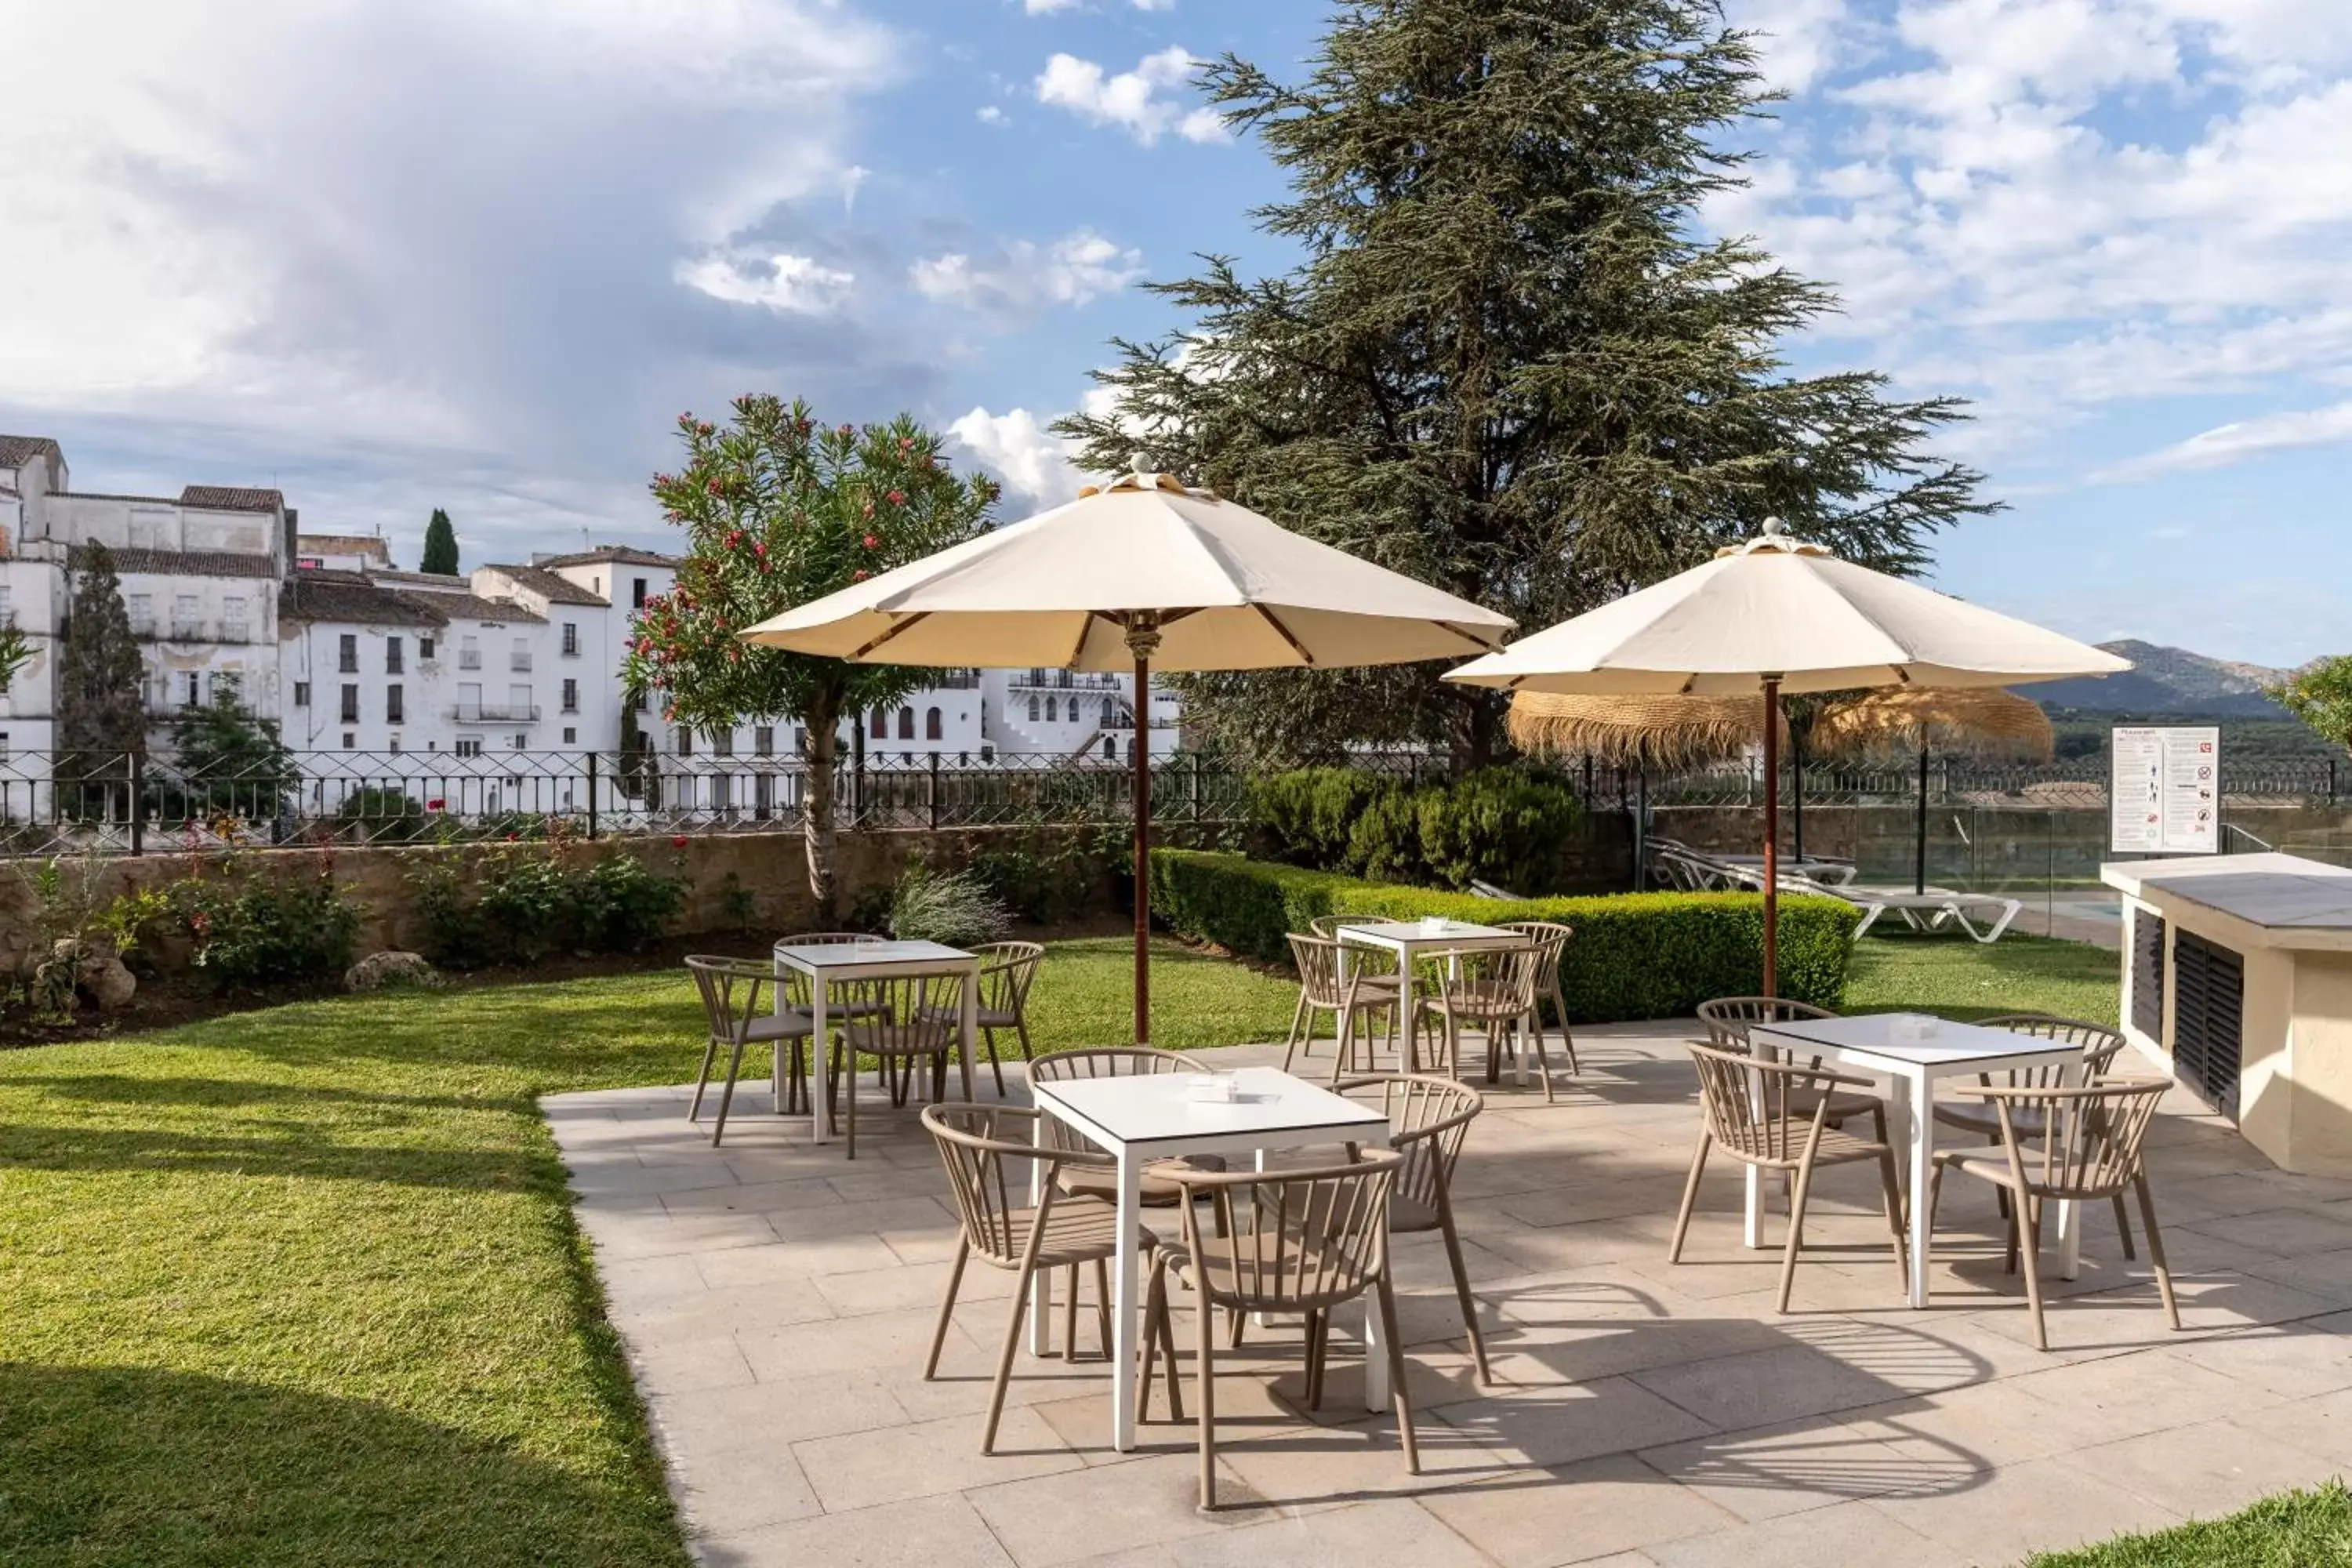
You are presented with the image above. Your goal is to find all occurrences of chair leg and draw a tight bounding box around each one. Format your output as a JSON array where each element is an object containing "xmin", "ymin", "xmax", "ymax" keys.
[
  {"xmin": 1014, "ymin": 1014, "xmax": 1036, "ymax": 1065},
  {"xmin": 844, "ymin": 1048, "xmax": 858, "ymax": 1160},
  {"xmin": 1374, "ymin": 1271, "xmax": 1421, "ymax": 1475},
  {"xmin": 711, "ymin": 1039, "xmax": 750, "ymax": 1146},
  {"xmin": 1436, "ymin": 1186, "xmax": 1492, "ymax": 1384},
  {"xmin": 926, "ymin": 1237, "xmax": 970, "ymax": 1380},
  {"xmin": 1552, "ymin": 983, "xmax": 1580, "ymax": 1074},
  {"xmin": 984, "ymin": 1258, "xmax": 1036, "ymax": 1454},
  {"xmin": 775, "ymin": 1038, "xmax": 786, "ymax": 1116},
  {"xmin": 1669, "ymin": 1134, "xmax": 1711, "ymax": 1263},
  {"xmin": 1877, "ymin": 1149, "xmax": 1911, "ymax": 1294},
  {"xmin": 2134, "ymin": 1174, "xmax": 2181, "ymax": 1331},
  {"xmin": 1062, "ymin": 1263, "xmax": 1080, "ymax": 1361},
  {"xmin": 1526, "ymin": 1007, "xmax": 1557, "ymax": 1104},
  {"xmin": 2112, "ymin": 1192, "xmax": 2138, "ymax": 1261},
  {"xmin": 2016, "ymin": 1193, "xmax": 2051, "ymax": 1352},
  {"xmin": 984, "ymin": 1026, "xmax": 1004, "ymax": 1097},
  {"xmin": 1194, "ymin": 1287, "xmax": 1219, "ymax": 1511},
  {"xmin": 1092, "ymin": 1257, "xmax": 1113, "ymax": 1360},
  {"xmin": 1304, "ymin": 1309, "xmax": 1327, "ymax": 1410},
  {"xmin": 1280, "ymin": 993, "xmax": 1308, "ymax": 1073},
  {"xmin": 1141, "ymin": 1258, "xmax": 1179, "ymax": 1422},
  {"xmin": 1775, "ymin": 1157, "xmax": 1818, "ymax": 1314},
  {"xmin": 689, "ymin": 1035, "xmax": 722, "ymax": 1123}
]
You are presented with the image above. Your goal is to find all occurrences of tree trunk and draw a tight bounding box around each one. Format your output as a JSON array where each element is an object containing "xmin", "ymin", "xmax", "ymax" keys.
[{"xmin": 802, "ymin": 683, "xmax": 842, "ymax": 924}]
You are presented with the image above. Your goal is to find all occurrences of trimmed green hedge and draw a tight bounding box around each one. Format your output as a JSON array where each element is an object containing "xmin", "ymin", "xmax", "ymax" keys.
[{"xmin": 1149, "ymin": 850, "xmax": 1858, "ymax": 1022}]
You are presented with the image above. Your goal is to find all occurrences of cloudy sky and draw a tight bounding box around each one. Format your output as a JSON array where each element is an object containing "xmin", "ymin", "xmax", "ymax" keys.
[{"xmin": 4, "ymin": 1, "xmax": 2349, "ymax": 665}]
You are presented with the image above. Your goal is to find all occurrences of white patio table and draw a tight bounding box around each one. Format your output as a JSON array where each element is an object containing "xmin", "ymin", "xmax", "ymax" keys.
[
  {"xmin": 771, "ymin": 938, "xmax": 978, "ymax": 1145},
  {"xmin": 1335, "ymin": 918, "xmax": 1534, "ymax": 1078},
  {"xmin": 1029, "ymin": 1064, "xmax": 1391, "ymax": 1453},
  {"xmin": 1750, "ymin": 1012, "xmax": 2085, "ymax": 1308}
]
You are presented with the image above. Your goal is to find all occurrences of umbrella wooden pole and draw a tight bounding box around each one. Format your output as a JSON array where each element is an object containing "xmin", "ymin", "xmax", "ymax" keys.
[
  {"xmin": 1133, "ymin": 649, "xmax": 1151, "ymax": 1044},
  {"xmin": 1762, "ymin": 677, "xmax": 1781, "ymax": 1000},
  {"xmin": 1915, "ymin": 736, "xmax": 1929, "ymax": 896}
]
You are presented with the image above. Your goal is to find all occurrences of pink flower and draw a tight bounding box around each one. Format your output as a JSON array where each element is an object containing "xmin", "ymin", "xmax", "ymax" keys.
[
  {"xmin": 886, "ymin": 489, "xmax": 906, "ymax": 506},
  {"xmin": 753, "ymin": 540, "xmax": 768, "ymax": 557},
  {"xmin": 705, "ymin": 476, "xmax": 723, "ymax": 495},
  {"xmin": 426, "ymin": 798, "xmax": 445, "ymax": 811},
  {"xmin": 670, "ymin": 834, "xmax": 690, "ymax": 848},
  {"xmin": 838, "ymin": 423, "xmax": 854, "ymax": 437},
  {"xmin": 861, "ymin": 533, "xmax": 877, "ymax": 549},
  {"xmin": 853, "ymin": 568, "xmax": 869, "ymax": 581}
]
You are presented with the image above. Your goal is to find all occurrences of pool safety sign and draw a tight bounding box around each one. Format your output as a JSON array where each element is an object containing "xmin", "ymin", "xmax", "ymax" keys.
[{"xmin": 2111, "ymin": 725, "xmax": 2220, "ymax": 854}]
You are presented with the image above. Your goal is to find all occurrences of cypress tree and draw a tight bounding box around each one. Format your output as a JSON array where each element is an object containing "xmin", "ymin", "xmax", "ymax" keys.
[
  {"xmin": 56, "ymin": 541, "xmax": 148, "ymax": 818},
  {"xmin": 1060, "ymin": 0, "xmax": 1996, "ymax": 771},
  {"xmin": 420, "ymin": 509, "xmax": 459, "ymax": 575}
]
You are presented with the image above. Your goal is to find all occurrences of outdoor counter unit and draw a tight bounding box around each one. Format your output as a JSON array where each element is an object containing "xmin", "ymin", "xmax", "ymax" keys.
[{"xmin": 2103, "ymin": 851, "xmax": 2352, "ymax": 1176}]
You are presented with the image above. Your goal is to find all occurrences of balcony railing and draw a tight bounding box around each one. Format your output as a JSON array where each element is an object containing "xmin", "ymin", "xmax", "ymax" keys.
[
  {"xmin": 170, "ymin": 619, "xmax": 205, "ymax": 641},
  {"xmin": 510, "ymin": 653, "xmax": 532, "ymax": 671},
  {"xmin": 459, "ymin": 652, "xmax": 483, "ymax": 670},
  {"xmin": 448, "ymin": 703, "xmax": 541, "ymax": 723},
  {"xmin": 220, "ymin": 622, "xmax": 250, "ymax": 642},
  {"xmin": 1013, "ymin": 669, "xmax": 1121, "ymax": 690}
]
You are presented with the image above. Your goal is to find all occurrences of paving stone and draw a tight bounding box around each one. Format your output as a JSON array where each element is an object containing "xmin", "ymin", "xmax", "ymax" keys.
[
  {"xmin": 793, "ymin": 1404, "xmax": 1082, "ymax": 1514},
  {"xmin": 1858, "ymin": 1454, "xmax": 2180, "ymax": 1563},
  {"xmin": 1636, "ymin": 1415, "xmax": 1966, "ymax": 1523},
  {"xmin": 1629, "ymin": 1344, "xmax": 1915, "ymax": 1432},
  {"xmin": 2058, "ymin": 1415, "xmax": 2350, "ymax": 1520},
  {"xmin": 2180, "ymin": 1204, "xmax": 2352, "ymax": 1255},
  {"xmin": 967, "ymin": 1451, "xmax": 1282, "ymax": 1566},
  {"xmin": 1419, "ymin": 1451, "xmax": 1736, "ymax": 1567},
  {"xmin": 1644, "ymin": 1501, "xmax": 1965, "ymax": 1568},
  {"xmin": 697, "ymin": 1492, "xmax": 1017, "ymax": 1568}
]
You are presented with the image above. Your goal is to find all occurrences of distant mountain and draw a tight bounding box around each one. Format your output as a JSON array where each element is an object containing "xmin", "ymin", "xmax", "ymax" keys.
[{"xmin": 2028, "ymin": 640, "xmax": 2296, "ymax": 718}]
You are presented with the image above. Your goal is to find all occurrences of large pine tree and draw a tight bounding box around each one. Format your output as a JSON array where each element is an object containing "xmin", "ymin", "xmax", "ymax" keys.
[
  {"xmin": 56, "ymin": 542, "xmax": 148, "ymax": 817},
  {"xmin": 420, "ymin": 509, "xmax": 459, "ymax": 575},
  {"xmin": 1060, "ymin": 0, "xmax": 1995, "ymax": 770}
]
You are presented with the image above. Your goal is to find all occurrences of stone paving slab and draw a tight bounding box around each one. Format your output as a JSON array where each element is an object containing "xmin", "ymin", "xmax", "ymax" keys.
[{"xmin": 544, "ymin": 1023, "xmax": 2352, "ymax": 1568}]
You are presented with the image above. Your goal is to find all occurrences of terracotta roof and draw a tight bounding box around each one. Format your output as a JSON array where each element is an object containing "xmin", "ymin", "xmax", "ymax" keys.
[
  {"xmin": 280, "ymin": 575, "xmax": 445, "ymax": 627},
  {"xmin": 480, "ymin": 562, "xmax": 607, "ymax": 605},
  {"xmin": 70, "ymin": 543, "xmax": 280, "ymax": 579},
  {"xmin": 366, "ymin": 569, "xmax": 468, "ymax": 589},
  {"xmin": 297, "ymin": 533, "xmax": 392, "ymax": 564},
  {"xmin": 180, "ymin": 485, "xmax": 285, "ymax": 514},
  {"xmin": 388, "ymin": 588, "xmax": 544, "ymax": 624},
  {"xmin": 532, "ymin": 544, "xmax": 680, "ymax": 569},
  {"xmin": 0, "ymin": 435, "xmax": 60, "ymax": 469}
]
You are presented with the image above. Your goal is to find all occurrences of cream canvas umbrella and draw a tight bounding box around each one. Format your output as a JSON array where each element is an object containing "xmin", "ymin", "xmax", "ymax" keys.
[
  {"xmin": 742, "ymin": 464, "xmax": 1513, "ymax": 1040},
  {"xmin": 1447, "ymin": 519, "xmax": 2128, "ymax": 993}
]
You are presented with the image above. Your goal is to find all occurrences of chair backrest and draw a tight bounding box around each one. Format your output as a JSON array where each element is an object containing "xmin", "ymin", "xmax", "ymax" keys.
[
  {"xmin": 684, "ymin": 955, "xmax": 772, "ymax": 1044},
  {"xmin": 1686, "ymin": 1039, "xmax": 1855, "ymax": 1164},
  {"xmin": 1968, "ymin": 1078, "xmax": 2171, "ymax": 1199},
  {"xmin": 1166, "ymin": 1149, "xmax": 1403, "ymax": 1312},
  {"xmin": 1287, "ymin": 931, "xmax": 1363, "ymax": 1007},
  {"xmin": 1338, "ymin": 1074, "xmax": 1481, "ymax": 1219},
  {"xmin": 837, "ymin": 970, "xmax": 967, "ymax": 1054},
  {"xmin": 923, "ymin": 1103, "xmax": 1090, "ymax": 1265},
  {"xmin": 1695, "ymin": 996, "xmax": 1837, "ymax": 1054},
  {"xmin": 1428, "ymin": 941, "xmax": 1551, "ymax": 1014},
  {"xmin": 1029, "ymin": 1046, "xmax": 1190, "ymax": 1154},
  {"xmin": 1500, "ymin": 923, "xmax": 1570, "ymax": 1001},
  {"xmin": 971, "ymin": 940, "xmax": 1044, "ymax": 1016},
  {"xmin": 1977, "ymin": 1014, "xmax": 2129, "ymax": 1080}
]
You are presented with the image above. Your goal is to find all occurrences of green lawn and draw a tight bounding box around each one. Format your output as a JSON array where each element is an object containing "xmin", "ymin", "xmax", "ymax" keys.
[
  {"xmin": 1844, "ymin": 929, "xmax": 2120, "ymax": 1024},
  {"xmin": 2026, "ymin": 1481, "xmax": 2352, "ymax": 1566},
  {"xmin": 0, "ymin": 936, "xmax": 1293, "ymax": 1566}
]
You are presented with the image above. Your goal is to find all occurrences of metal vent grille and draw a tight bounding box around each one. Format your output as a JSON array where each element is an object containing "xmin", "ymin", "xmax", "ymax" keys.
[
  {"xmin": 2172, "ymin": 931, "xmax": 2244, "ymax": 1120},
  {"xmin": 2131, "ymin": 909, "xmax": 2166, "ymax": 1042}
]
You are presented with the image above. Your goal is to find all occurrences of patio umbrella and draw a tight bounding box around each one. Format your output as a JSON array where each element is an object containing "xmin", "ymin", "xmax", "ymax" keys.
[
  {"xmin": 1446, "ymin": 518, "xmax": 2127, "ymax": 994},
  {"xmin": 740, "ymin": 463, "xmax": 1513, "ymax": 1041},
  {"xmin": 1814, "ymin": 688, "xmax": 2055, "ymax": 895}
]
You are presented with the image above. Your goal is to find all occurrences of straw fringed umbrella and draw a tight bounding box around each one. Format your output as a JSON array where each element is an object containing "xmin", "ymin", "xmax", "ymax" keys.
[{"xmin": 1816, "ymin": 688, "xmax": 2055, "ymax": 894}]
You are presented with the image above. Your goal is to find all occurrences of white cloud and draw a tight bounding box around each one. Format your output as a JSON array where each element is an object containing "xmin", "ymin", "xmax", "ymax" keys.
[
  {"xmin": 1024, "ymin": 0, "xmax": 1080, "ymax": 11},
  {"xmin": 1034, "ymin": 47, "xmax": 1225, "ymax": 145},
  {"xmin": 673, "ymin": 251, "xmax": 855, "ymax": 314},
  {"xmin": 949, "ymin": 406, "xmax": 1084, "ymax": 504},
  {"xmin": 1133, "ymin": 0, "xmax": 1178, "ymax": 9},
  {"xmin": 911, "ymin": 229, "xmax": 1145, "ymax": 314},
  {"xmin": 977, "ymin": 104, "xmax": 1007, "ymax": 125},
  {"xmin": 2097, "ymin": 401, "xmax": 2352, "ymax": 481}
]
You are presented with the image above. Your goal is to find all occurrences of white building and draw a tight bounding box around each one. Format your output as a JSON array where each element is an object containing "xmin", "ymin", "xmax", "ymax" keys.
[{"xmin": 979, "ymin": 668, "xmax": 1181, "ymax": 764}]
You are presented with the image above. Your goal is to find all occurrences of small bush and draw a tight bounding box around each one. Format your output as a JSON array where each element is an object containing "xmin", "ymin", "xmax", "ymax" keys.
[
  {"xmin": 1248, "ymin": 765, "xmax": 1583, "ymax": 892},
  {"xmin": 1345, "ymin": 786, "xmax": 1427, "ymax": 884},
  {"xmin": 574, "ymin": 851, "xmax": 687, "ymax": 953},
  {"xmin": 888, "ymin": 866, "xmax": 1012, "ymax": 948},
  {"xmin": 405, "ymin": 844, "xmax": 686, "ymax": 968},
  {"xmin": 1250, "ymin": 768, "xmax": 1400, "ymax": 869},
  {"xmin": 336, "ymin": 788, "xmax": 428, "ymax": 844},
  {"xmin": 1414, "ymin": 768, "xmax": 1582, "ymax": 893},
  {"xmin": 967, "ymin": 823, "xmax": 1125, "ymax": 924},
  {"xmin": 1149, "ymin": 850, "xmax": 1857, "ymax": 1021},
  {"xmin": 175, "ymin": 866, "xmax": 362, "ymax": 990}
]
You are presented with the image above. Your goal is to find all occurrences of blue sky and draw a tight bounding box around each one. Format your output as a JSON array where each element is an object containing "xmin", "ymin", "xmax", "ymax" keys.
[{"xmin": 2, "ymin": 0, "xmax": 2348, "ymax": 666}]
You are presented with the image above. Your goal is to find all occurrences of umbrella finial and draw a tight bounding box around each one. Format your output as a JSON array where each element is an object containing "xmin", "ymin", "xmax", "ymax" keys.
[
  {"xmin": 1130, "ymin": 450, "xmax": 1152, "ymax": 479},
  {"xmin": 1762, "ymin": 516, "xmax": 1785, "ymax": 537}
]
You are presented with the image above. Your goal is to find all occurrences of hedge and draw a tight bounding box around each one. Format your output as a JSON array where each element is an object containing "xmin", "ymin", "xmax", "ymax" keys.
[{"xmin": 1149, "ymin": 850, "xmax": 1858, "ymax": 1022}]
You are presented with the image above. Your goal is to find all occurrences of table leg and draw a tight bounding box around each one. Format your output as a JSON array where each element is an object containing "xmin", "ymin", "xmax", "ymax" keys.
[
  {"xmin": 1110, "ymin": 1149, "xmax": 1143, "ymax": 1453},
  {"xmin": 957, "ymin": 966, "xmax": 977, "ymax": 1103},
  {"xmin": 1904, "ymin": 1074, "xmax": 1932, "ymax": 1308},
  {"xmin": 808, "ymin": 979, "xmax": 832, "ymax": 1145},
  {"xmin": 1363, "ymin": 1287, "xmax": 1390, "ymax": 1412}
]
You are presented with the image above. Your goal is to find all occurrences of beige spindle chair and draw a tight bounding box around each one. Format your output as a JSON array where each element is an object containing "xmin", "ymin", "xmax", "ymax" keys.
[
  {"xmin": 1139, "ymin": 1150, "xmax": 1417, "ymax": 1511},
  {"xmin": 1410, "ymin": 942, "xmax": 1562, "ymax": 1102},
  {"xmin": 684, "ymin": 955, "xmax": 815, "ymax": 1145},
  {"xmin": 1695, "ymin": 996, "xmax": 1886, "ymax": 1137},
  {"xmin": 969, "ymin": 940, "xmax": 1044, "ymax": 1094},
  {"xmin": 920, "ymin": 1104, "xmax": 1156, "ymax": 1453},
  {"xmin": 1284, "ymin": 932, "xmax": 1406, "ymax": 1082},
  {"xmin": 1338, "ymin": 1074, "xmax": 1490, "ymax": 1383},
  {"xmin": 1924, "ymin": 1078, "xmax": 2180, "ymax": 1350},
  {"xmin": 1498, "ymin": 920, "xmax": 1580, "ymax": 1075},
  {"xmin": 1671, "ymin": 1040, "xmax": 1910, "ymax": 1312},
  {"xmin": 831, "ymin": 969, "xmax": 967, "ymax": 1159},
  {"xmin": 1935, "ymin": 1014, "xmax": 2137, "ymax": 1258}
]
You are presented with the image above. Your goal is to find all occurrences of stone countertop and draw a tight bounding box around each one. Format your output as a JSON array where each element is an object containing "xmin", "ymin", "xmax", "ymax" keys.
[{"xmin": 2103, "ymin": 852, "xmax": 2352, "ymax": 951}]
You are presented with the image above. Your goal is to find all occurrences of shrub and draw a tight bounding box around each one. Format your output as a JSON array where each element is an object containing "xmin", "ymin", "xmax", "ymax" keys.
[
  {"xmin": 335, "ymin": 788, "xmax": 428, "ymax": 844},
  {"xmin": 1149, "ymin": 850, "xmax": 1857, "ymax": 1021},
  {"xmin": 474, "ymin": 844, "xmax": 572, "ymax": 962},
  {"xmin": 405, "ymin": 844, "xmax": 687, "ymax": 968},
  {"xmin": 174, "ymin": 864, "xmax": 362, "ymax": 990},
  {"xmin": 1414, "ymin": 768, "xmax": 1582, "ymax": 894},
  {"xmin": 1250, "ymin": 768, "xmax": 1401, "ymax": 869},
  {"xmin": 575, "ymin": 851, "xmax": 688, "ymax": 953},
  {"xmin": 888, "ymin": 865, "xmax": 1012, "ymax": 948},
  {"xmin": 1346, "ymin": 786, "xmax": 1427, "ymax": 884},
  {"xmin": 967, "ymin": 824, "xmax": 1124, "ymax": 923}
]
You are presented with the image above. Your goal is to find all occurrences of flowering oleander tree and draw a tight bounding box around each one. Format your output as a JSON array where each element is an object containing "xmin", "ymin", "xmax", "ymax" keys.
[{"xmin": 623, "ymin": 395, "xmax": 998, "ymax": 916}]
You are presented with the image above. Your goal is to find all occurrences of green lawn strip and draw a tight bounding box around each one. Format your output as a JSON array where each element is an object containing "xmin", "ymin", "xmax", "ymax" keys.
[
  {"xmin": 0, "ymin": 938, "xmax": 1293, "ymax": 1566},
  {"xmin": 2025, "ymin": 1481, "xmax": 2352, "ymax": 1566},
  {"xmin": 1842, "ymin": 930, "xmax": 2119, "ymax": 1025}
]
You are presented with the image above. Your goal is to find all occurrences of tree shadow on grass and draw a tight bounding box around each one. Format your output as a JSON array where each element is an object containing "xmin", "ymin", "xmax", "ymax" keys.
[{"xmin": 0, "ymin": 1362, "xmax": 688, "ymax": 1568}]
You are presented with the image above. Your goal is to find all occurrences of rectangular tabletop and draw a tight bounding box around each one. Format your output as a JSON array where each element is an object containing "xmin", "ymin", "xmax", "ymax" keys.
[
  {"xmin": 772, "ymin": 938, "xmax": 974, "ymax": 970},
  {"xmin": 1337, "ymin": 920, "xmax": 1526, "ymax": 953},
  {"xmin": 1033, "ymin": 1064, "xmax": 1388, "ymax": 1156},
  {"xmin": 1751, "ymin": 1013, "xmax": 2082, "ymax": 1076}
]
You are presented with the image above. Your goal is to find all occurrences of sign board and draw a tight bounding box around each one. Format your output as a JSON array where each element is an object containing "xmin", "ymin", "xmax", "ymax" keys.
[{"xmin": 2110, "ymin": 725, "xmax": 2220, "ymax": 854}]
